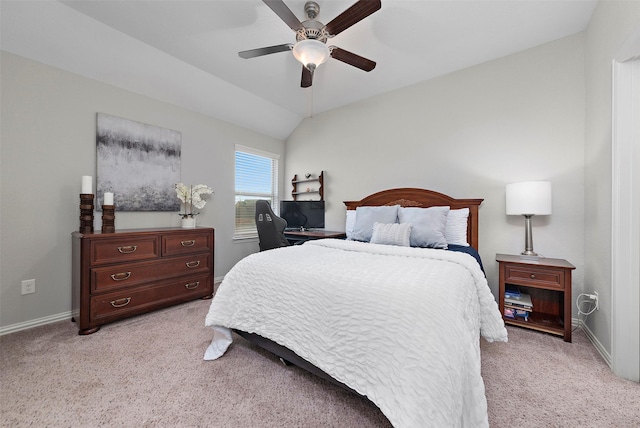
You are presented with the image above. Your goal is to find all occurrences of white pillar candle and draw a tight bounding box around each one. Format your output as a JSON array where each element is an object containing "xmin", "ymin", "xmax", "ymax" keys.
[
  {"xmin": 81, "ymin": 176, "xmax": 92, "ymax": 194},
  {"xmin": 104, "ymin": 192, "xmax": 114, "ymax": 205}
]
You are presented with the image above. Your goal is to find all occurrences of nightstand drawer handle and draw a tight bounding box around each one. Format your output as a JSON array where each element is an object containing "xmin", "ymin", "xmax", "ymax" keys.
[
  {"xmin": 110, "ymin": 272, "xmax": 131, "ymax": 281},
  {"xmin": 185, "ymin": 281, "xmax": 200, "ymax": 290},
  {"xmin": 186, "ymin": 260, "xmax": 200, "ymax": 268},
  {"xmin": 530, "ymin": 274, "xmax": 536, "ymax": 279},
  {"xmin": 110, "ymin": 297, "xmax": 131, "ymax": 308},
  {"xmin": 117, "ymin": 245, "xmax": 137, "ymax": 254},
  {"xmin": 181, "ymin": 240, "xmax": 196, "ymax": 247}
]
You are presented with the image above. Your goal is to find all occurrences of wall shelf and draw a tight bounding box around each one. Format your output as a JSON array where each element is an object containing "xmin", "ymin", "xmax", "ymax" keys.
[{"xmin": 291, "ymin": 171, "xmax": 324, "ymax": 201}]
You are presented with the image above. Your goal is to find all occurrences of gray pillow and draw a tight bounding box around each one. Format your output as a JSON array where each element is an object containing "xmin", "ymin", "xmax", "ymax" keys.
[
  {"xmin": 398, "ymin": 206, "xmax": 450, "ymax": 248},
  {"xmin": 351, "ymin": 205, "xmax": 399, "ymax": 242},
  {"xmin": 370, "ymin": 222, "xmax": 412, "ymax": 247}
]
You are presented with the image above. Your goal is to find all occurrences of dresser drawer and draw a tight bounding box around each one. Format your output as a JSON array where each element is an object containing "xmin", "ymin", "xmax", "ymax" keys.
[
  {"xmin": 162, "ymin": 231, "xmax": 213, "ymax": 256},
  {"xmin": 91, "ymin": 253, "xmax": 212, "ymax": 293},
  {"xmin": 90, "ymin": 274, "xmax": 212, "ymax": 322},
  {"xmin": 505, "ymin": 265, "xmax": 564, "ymax": 290},
  {"xmin": 90, "ymin": 237, "xmax": 159, "ymax": 265}
]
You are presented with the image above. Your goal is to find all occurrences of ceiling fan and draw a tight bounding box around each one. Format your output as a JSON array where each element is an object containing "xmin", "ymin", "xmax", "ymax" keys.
[{"xmin": 239, "ymin": 0, "xmax": 381, "ymax": 88}]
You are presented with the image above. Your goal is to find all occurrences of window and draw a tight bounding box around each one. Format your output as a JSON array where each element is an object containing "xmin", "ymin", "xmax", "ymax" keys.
[{"xmin": 234, "ymin": 145, "xmax": 280, "ymax": 238}]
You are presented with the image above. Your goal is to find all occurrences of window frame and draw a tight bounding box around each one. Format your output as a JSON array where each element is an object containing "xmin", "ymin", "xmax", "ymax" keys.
[{"xmin": 234, "ymin": 144, "xmax": 280, "ymax": 240}]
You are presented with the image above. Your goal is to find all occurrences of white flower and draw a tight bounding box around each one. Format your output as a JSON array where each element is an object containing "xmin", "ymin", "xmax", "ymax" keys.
[
  {"xmin": 175, "ymin": 183, "xmax": 191, "ymax": 204},
  {"xmin": 175, "ymin": 183, "xmax": 214, "ymax": 216}
]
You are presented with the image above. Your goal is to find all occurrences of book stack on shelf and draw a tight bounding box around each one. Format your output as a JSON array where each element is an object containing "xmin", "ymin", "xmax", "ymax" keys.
[{"xmin": 504, "ymin": 287, "xmax": 533, "ymax": 321}]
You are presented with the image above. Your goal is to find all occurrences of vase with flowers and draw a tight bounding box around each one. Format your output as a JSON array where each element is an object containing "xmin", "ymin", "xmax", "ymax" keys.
[{"xmin": 175, "ymin": 183, "xmax": 214, "ymax": 228}]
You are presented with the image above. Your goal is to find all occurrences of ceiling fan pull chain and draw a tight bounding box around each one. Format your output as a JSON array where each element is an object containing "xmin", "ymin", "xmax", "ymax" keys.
[{"xmin": 306, "ymin": 84, "xmax": 314, "ymax": 119}]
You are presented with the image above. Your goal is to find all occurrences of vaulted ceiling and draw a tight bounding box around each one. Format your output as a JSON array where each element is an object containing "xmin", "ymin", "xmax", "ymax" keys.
[{"xmin": 1, "ymin": 0, "xmax": 597, "ymax": 140}]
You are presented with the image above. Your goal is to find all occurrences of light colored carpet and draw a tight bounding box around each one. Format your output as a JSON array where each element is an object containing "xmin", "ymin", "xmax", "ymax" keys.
[{"xmin": 1, "ymin": 299, "xmax": 638, "ymax": 427}]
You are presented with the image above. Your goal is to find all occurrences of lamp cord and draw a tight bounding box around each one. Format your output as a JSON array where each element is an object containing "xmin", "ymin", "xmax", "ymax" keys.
[{"xmin": 572, "ymin": 293, "xmax": 597, "ymax": 332}]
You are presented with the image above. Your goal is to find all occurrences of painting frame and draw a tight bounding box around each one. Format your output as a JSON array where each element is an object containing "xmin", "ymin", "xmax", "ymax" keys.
[{"xmin": 96, "ymin": 113, "xmax": 181, "ymax": 211}]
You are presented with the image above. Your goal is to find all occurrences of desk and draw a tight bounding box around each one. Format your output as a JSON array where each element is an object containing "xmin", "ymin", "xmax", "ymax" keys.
[{"xmin": 284, "ymin": 230, "xmax": 346, "ymax": 244}]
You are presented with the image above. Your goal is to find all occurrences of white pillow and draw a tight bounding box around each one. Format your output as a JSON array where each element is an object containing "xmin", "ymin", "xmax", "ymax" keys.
[
  {"xmin": 446, "ymin": 208, "xmax": 470, "ymax": 246},
  {"xmin": 398, "ymin": 206, "xmax": 450, "ymax": 248},
  {"xmin": 345, "ymin": 210, "xmax": 357, "ymax": 240},
  {"xmin": 370, "ymin": 222, "xmax": 412, "ymax": 247},
  {"xmin": 351, "ymin": 205, "xmax": 399, "ymax": 242}
]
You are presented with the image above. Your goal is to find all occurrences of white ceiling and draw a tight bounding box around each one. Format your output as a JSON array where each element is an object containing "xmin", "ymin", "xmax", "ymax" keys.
[{"xmin": 1, "ymin": 0, "xmax": 597, "ymax": 140}]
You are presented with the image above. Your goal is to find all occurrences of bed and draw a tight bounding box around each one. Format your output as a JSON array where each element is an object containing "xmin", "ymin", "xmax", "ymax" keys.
[{"xmin": 204, "ymin": 188, "xmax": 508, "ymax": 427}]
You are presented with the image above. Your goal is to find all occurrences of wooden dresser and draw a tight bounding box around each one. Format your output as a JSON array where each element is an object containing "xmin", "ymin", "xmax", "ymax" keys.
[{"xmin": 72, "ymin": 227, "xmax": 214, "ymax": 335}]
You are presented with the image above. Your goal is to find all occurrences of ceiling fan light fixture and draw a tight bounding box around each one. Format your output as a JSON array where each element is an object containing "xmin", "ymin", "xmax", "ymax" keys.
[{"xmin": 292, "ymin": 39, "xmax": 330, "ymax": 71}]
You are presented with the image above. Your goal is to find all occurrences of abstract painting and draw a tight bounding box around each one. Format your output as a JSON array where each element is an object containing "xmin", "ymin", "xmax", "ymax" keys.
[{"xmin": 96, "ymin": 113, "xmax": 181, "ymax": 211}]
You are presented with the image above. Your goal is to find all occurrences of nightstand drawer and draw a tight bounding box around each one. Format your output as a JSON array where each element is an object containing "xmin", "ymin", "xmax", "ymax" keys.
[{"xmin": 505, "ymin": 265, "xmax": 564, "ymax": 290}]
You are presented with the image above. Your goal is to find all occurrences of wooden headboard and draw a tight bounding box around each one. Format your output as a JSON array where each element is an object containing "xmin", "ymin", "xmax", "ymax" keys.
[{"xmin": 344, "ymin": 188, "xmax": 483, "ymax": 250}]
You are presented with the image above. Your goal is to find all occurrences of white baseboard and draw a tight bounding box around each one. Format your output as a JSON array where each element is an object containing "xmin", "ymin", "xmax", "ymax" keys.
[
  {"xmin": 573, "ymin": 317, "xmax": 612, "ymax": 368},
  {"xmin": 0, "ymin": 311, "xmax": 73, "ymax": 336},
  {"xmin": 1, "ymin": 277, "xmax": 225, "ymax": 337}
]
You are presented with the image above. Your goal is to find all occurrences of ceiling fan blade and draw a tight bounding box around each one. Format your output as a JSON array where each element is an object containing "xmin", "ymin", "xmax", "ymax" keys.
[
  {"xmin": 324, "ymin": 0, "xmax": 381, "ymax": 37},
  {"xmin": 263, "ymin": 0, "xmax": 303, "ymax": 31},
  {"xmin": 301, "ymin": 66, "xmax": 313, "ymax": 88},
  {"xmin": 330, "ymin": 47, "xmax": 376, "ymax": 71},
  {"xmin": 238, "ymin": 44, "xmax": 293, "ymax": 59}
]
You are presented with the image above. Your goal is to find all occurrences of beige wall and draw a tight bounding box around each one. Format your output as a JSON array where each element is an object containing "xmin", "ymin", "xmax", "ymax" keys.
[
  {"xmin": 584, "ymin": 1, "xmax": 640, "ymax": 360},
  {"xmin": 286, "ymin": 34, "xmax": 586, "ymax": 302},
  {"xmin": 0, "ymin": 51, "xmax": 284, "ymax": 329}
]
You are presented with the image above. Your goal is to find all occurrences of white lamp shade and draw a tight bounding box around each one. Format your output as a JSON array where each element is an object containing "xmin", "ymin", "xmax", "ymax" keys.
[
  {"xmin": 506, "ymin": 181, "xmax": 552, "ymax": 215},
  {"xmin": 292, "ymin": 39, "xmax": 330, "ymax": 69}
]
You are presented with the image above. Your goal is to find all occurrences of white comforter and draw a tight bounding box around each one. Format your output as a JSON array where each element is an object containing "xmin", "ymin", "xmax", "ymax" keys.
[{"xmin": 204, "ymin": 239, "xmax": 507, "ymax": 428}]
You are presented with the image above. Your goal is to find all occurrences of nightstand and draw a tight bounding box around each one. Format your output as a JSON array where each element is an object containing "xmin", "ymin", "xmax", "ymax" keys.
[{"xmin": 496, "ymin": 254, "xmax": 575, "ymax": 342}]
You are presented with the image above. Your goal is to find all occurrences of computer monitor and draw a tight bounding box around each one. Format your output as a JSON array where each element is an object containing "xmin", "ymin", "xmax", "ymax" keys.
[{"xmin": 280, "ymin": 200, "xmax": 325, "ymax": 230}]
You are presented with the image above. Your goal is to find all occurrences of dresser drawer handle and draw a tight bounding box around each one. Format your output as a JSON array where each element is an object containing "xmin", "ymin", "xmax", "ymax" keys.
[
  {"xmin": 186, "ymin": 261, "xmax": 200, "ymax": 268},
  {"xmin": 117, "ymin": 245, "xmax": 137, "ymax": 254},
  {"xmin": 181, "ymin": 240, "xmax": 196, "ymax": 247},
  {"xmin": 110, "ymin": 297, "xmax": 131, "ymax": 308},
  {"xmin": 110, "ymin": 272, "xmax": 131, "ymax": 281},
  {"xmin": 530, "ymin": 274, "xmax": 536, "ymax": 279},
  {"xmin": 185, "ymin": 281, "xmax": 200, "ymax": 290}
]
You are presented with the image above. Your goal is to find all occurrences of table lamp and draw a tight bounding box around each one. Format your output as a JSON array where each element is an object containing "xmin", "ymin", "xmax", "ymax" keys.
[{"xmin": 506, "ymin": 181, "xmax": 552, "ymax": 256}]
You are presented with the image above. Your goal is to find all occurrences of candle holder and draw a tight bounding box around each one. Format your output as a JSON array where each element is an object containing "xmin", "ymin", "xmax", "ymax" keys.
[
  {"xmin": 79, "ymin": 194, "xmax": 94, "ymax": 234},
  {"xmin": 101, "ymin": 205, "xmax": 115, "ymax": 233}
]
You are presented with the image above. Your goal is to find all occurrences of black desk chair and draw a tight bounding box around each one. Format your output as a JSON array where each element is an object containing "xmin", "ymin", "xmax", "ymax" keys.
[{"xmin": 255, "ymin": 200, "xmax": 290, "ymax": 251}]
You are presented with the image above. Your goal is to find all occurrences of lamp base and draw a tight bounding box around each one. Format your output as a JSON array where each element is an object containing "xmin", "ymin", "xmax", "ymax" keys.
[
  {"xmin": 521, "ymin": 249, "xmax": 539, "ymax": 257},
  {"xmin": 521, "ymin": 214, "xmax": 541, "ymax": 257}
]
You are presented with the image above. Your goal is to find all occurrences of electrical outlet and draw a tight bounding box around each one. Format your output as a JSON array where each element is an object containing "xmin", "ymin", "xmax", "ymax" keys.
[
  {"xmin": 594, "ymin": 291, "xmax": 599, "ymax": 310},
  {"xmin": 21, "ymin": 279, "xmax": 35, "ymax": 295}
]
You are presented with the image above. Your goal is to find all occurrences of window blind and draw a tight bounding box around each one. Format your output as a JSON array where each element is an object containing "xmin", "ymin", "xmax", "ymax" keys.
[{"xmin": 234, "ymin": 145, "xmax": 279, "ymax": 238}]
